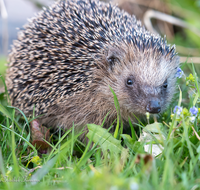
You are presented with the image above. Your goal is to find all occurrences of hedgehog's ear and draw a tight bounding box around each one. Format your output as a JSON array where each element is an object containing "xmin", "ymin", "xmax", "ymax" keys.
[
  {"xmin": 106, "ymin": 54, "xmax": 119, "ymax": 66},
  {"xmin": 106, "ymin": 48, "xmax": 120, "ymax": 68}
]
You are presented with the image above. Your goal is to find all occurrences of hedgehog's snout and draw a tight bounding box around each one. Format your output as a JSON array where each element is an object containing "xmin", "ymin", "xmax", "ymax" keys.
[{"xmin": 146, "ymin": 100, "xmax": 161, "ymax": 114}]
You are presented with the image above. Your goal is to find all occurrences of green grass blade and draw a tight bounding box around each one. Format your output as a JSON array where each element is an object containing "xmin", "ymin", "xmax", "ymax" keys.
[{"xmin": 0, "ymin": 124, "xmax": 37, "ymax": 155}]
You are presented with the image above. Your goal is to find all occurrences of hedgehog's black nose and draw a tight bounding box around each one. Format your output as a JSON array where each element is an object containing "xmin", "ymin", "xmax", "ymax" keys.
[{"xmin": 146, "ymin": 100, "xmax": 161, "ymax": 114}]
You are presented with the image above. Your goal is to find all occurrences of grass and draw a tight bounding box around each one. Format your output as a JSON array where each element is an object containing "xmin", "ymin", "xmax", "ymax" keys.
[
  {"xmin": 0, "ymin": 0, "xmax": 200, "ymax": 189},
  {"xmin": 0, "ymin": 65, "xmax": 200, "ymax": 190},
  {"xmin": 0, "ymin": 57, "xmax": 7, "ymax": 87}
]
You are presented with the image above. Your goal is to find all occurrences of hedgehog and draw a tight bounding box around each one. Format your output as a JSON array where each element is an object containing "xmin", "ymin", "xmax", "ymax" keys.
[{"xmin": 6, "ymin": 0, "xmax": 179, "ymax": 136}]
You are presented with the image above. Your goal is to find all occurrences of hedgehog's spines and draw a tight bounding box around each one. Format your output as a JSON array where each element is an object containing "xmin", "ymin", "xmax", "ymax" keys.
[{"xmin": 6, "ymin": 0, "xmax": 178, "ymax": 117}]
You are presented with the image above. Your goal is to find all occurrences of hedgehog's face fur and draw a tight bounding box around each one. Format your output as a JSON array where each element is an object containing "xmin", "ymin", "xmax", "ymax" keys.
[{"xmin": 97, "ymin": 44, "xmax": 179, "ymax": 118}]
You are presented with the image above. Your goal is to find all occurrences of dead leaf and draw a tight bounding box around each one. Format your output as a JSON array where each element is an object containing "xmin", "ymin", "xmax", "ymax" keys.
[{"xmin": 30, "ymin": 119, "xmax": 51, "ymax": 154}]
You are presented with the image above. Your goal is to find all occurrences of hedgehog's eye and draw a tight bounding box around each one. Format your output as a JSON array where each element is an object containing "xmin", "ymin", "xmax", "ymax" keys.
[
  {"xmin": 163, "ymin": 80, "xmax": 168, "ymax": 89},
  {"xmin": 126, "ymin": 79, "xmax": 133, "ymax": 86}
]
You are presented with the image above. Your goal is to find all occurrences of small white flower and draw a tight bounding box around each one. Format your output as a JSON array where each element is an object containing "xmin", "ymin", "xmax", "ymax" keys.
[
  {"xmin": 189, "ymin": 116, "xmax": 196, "ymax": 123},
  {"xmin": 130, "ymin": 182, "xmax": 139, "ymax": 190}
]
